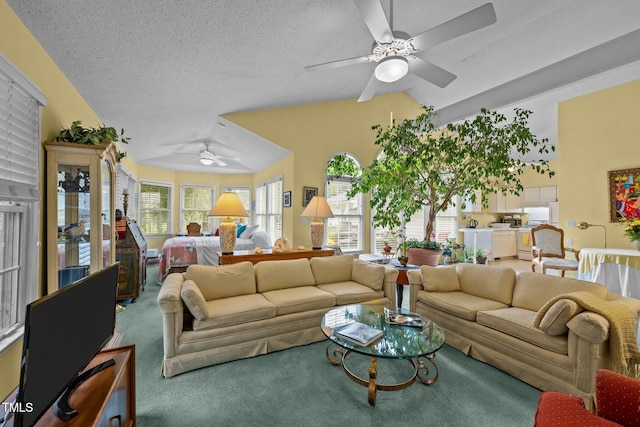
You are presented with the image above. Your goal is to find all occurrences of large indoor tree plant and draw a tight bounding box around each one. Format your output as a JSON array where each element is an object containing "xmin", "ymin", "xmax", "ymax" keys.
[{"xmin": 328, "ymin": 105, "xmax": 555, "ymax": 264}]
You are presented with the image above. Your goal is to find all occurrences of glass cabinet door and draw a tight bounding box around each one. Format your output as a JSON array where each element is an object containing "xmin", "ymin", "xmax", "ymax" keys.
[
  {"xmin": 57, "ymin": 163, "xmax": 91, "ymax": 287},
  {"xmin": 102, "ymin": 159, "xmax": 112, "ymax": 268}
]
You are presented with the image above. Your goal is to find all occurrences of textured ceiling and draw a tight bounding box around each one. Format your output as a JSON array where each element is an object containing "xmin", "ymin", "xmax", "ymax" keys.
[{"xmin": 7, "ymin": 0, "xmax": 640, "ymax": 172}]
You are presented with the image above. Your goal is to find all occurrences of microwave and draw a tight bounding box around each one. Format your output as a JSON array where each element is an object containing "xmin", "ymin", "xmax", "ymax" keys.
[{"xmin": 502, "ymin": 218, "xmax": 522, "ymax": 228}]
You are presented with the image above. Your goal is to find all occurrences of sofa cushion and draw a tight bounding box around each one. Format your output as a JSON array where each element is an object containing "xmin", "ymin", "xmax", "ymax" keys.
[
  {"xmin": 512, "ymin": 272, "xmax": 609, "ymax": 312},
  {"xmin": 185, "ymin": 262, "xmax": 256, "ymax": 301},
  {"xmin": 417, "ymin": 290, "xmax": 508, "ymax": 321},
  {"xmin": 310, "ymin": 255, "xmax": 354, "ymax": 285},
  {"xmin": 261, "ymin": 286, "xmax": 336, "ymax": 316},
  {"xmin": 255, "ymin": 258, "xmax": 316, "ymax": 292},
  {"xmin": 456, "ymin": 263, "xmax": 516, "ymax": 305},
  {"xmin": 420, "ymin": 265, "xmax": 459, "ymax": 292},
  {"xmin": 317, "ymin": 281, "xmax": 385, "ymax": 305},
  {"xmin": 537, "ymin": 299, "xmax": 584, "ymax": 336},
  {"xmin": 192, "ymin": 293, "xmax": 276, "ymax": 330},
  {"xmin": 181, "ymin": 279, "xmax": 209, "ymax": 320},
  {"xmin": 351, "ymin": 259, "xmax": 385, "ymax": 290},
  {"xmin": 476, "ymin": 307, "xmax": 568, "ymax": 354}
]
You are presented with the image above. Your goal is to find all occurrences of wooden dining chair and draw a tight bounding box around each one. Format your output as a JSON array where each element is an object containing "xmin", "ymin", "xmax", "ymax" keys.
[{"xmin": 530, "ymin": 224, "xmax": 579, "ymax": 277}]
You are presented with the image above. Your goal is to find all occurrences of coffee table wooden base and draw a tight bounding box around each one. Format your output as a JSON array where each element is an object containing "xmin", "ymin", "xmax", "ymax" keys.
[{"xmin": 325, "ymin": 342, "xmax": 439, "ymax": 406}]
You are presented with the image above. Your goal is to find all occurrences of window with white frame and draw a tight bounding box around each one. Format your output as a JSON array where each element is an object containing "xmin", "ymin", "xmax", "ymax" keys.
[
  {"xmin": 139, "ymin": 181, "xmax": 172, "ymax": 236},
  {"xmin": 254, "ymin": 178, "xmax": 282, "ymax": 243},
  {"xmin": 221, "ymin": 186, "xmax": 251, "ymax": 218},
  {"xmin": 372, "ymin": 199, "xmax": 459, "ymax": 251},
  {"xmin": 0, "ymin": 54, "xmax": 45, "ymax": 352},
  {"xmin": 116, "ymin": 163, "xmax": 137, "ymax": 220},
  {"xmin": 180, "ymin": 184, "xmax": 214, "ymax": 233},
  {"xmin": 326, "ymin": 154, "xmax": 363, "ymax": 252}
]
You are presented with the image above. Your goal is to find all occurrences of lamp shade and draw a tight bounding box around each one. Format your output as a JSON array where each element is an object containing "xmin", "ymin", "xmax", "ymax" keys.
[
  {"xmin": 301, "ymin": 196, "xmax": 334, "ymax": 219},
  {"xmin": 209, "ymin": 192, "xmax": 248, "ymax": 218},
  {"xmin": 375, "ymin": 56, "xmax": 409, "ymax": 83}
]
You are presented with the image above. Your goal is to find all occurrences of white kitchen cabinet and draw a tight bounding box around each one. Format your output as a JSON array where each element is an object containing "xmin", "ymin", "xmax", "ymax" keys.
[
  {"xmin": 487, "ymin": 192, "xmax": 523, "ymax": 213},
  {"xmin": 540, "ymin": 186, "xmax": 557, "ymax": 202},
  {"xmin": 492, "ymin": 229, "xmax": 517, "ymax": 259},
  {"xmin": 524, "ymin": 186, "xmax": 557, "ymax": 206},
  {"xmin": 461, "ymin": 228, "xmax": 493, "ymax": 259}
]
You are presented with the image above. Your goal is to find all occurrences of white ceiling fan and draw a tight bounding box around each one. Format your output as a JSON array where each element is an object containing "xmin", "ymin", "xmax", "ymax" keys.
[
  {"xmin": 305, "ymin": 1, "xmax": 497, "ymax": 102},
  {"xmin": 199, "ymin": 141, "xmax": 226, "ymax": 166}
]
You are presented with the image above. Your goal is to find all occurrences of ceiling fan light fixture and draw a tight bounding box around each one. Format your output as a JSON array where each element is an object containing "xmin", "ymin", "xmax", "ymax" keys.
[
  {"xmin": 375, "ymin": 56, "xmax": 408, "ymax": 83},
  {"xmin": 200, "ymin": 149, "xmax": 215, "ymax": 166}
]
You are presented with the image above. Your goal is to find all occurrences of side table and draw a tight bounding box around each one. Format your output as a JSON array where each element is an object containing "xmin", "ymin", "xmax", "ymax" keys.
[{"xmin": 390, "ymin": 263, "xmax": 419, "ymax": 308}]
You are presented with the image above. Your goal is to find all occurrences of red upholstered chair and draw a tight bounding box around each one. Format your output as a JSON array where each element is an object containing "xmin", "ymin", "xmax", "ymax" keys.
[{"xmin": 534, "ymin": 369, "xmax": 640, "ymax": 426}]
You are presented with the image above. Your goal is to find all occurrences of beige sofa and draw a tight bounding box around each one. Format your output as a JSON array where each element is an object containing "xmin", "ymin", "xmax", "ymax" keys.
[
  {"xmin": 407, "ymin": 263, "xmax": 640, "ymax": 406},
  {"xmin": 157, "ymin": 255, "xmax": 398, "ymax": 377}
]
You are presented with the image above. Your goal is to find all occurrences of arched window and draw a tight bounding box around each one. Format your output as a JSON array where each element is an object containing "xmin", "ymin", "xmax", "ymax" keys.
[{"xmin": 325, "ymin": 153, "xmax": 363, "ymax": 252}]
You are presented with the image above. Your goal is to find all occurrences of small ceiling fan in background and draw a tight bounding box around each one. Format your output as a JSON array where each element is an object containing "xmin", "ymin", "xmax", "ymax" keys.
[
  {"xmin": 305, "ymin": 1, "xmax": 497, "ymax": 102},
  {"xmin": 199, "ymin": 141, "xmax": 226, "ymax": 166}
]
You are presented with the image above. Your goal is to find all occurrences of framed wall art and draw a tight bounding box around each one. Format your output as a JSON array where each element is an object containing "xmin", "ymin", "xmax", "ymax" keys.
[
  {"xmin": 283, "ymin": 191, "xmax": 291, "ymax": 208},
  {"xmin": 303, "ymin": 186, "xmax": 318, "ymax": 206},
  {"xmin": 608, "ymin": 167, "xmax": 640, "ymax": 221}
]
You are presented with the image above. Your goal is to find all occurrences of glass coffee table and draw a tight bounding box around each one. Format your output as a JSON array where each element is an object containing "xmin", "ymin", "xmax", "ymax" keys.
[{"xmin": 321, "ymin": 304, "xmax": 445, "ymax": 406}]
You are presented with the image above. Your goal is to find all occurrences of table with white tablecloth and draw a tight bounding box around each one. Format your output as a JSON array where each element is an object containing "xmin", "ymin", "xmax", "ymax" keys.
[{"xmin": 577, "ymin": 248, "xmax": 640, "ymax": 298}]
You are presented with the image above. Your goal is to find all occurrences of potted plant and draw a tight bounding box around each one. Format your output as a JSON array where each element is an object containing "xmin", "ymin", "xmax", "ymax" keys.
[
  {"xmin": 328, "ymin": 105, "xmax": 555, "ymax": 266},
  {"xmin": 53, "ymin": 120, "xmax": 131, "ymax": 161},
  {"xmin": 455, "ymin": 248, "xmax": 487, "ymax": 264}
]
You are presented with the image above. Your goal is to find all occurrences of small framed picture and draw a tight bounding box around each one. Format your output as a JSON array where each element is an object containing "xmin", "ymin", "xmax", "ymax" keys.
[
  {"xmin": 283, "ymin": 191, "xmax": 291, "ymax": 208},
  {"xmin": 303, "ymin": 186, "xmax": 318, "ymax": 206}
]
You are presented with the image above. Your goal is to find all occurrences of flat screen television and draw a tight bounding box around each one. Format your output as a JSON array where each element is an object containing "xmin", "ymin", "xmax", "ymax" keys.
[{"xmin": 14, "ymin": 263, "xmax": 119, "ymax": 427}]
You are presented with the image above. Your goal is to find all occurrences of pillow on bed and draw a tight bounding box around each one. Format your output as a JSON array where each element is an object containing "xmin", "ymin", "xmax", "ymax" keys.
[
  {"xmin": 240, "ymin": 224, "xmax": 259, "ymax": 239},
  {"xmin": 236, "ymin": 224, "xmax": 247, "ymax": 237}
]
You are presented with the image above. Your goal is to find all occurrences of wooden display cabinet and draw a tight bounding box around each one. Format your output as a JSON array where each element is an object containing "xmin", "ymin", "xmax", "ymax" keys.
[
  {"xmin": 115, "ymin": 219, "xmax": 148, "ymax": 300},
  {"xmin": 45, "ymin": 142, "xmax": 117, "ymax": 293}
]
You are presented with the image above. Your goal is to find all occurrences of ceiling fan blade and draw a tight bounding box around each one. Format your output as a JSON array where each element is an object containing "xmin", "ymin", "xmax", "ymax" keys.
[
  {"xmin": 305, "ymin": 55, "xmax": 371, "ymax": 73},
  {"xmin": 408, "ymin": 3, "xmax": 497, "ymax": 52},
  {"xmin": 212, "ymin": 157, "xmax": 227, "ymax": 167},
  {"xmin": 408, "ymin": 57, "xmax": 457, "ymax": 88},
  {"xmin": 353, "ymin": 0, "xmax": 393, "ymax": 43},
  {"xmin": 357, "ymin": 73, "xmax": 380, "ymax": 102}
]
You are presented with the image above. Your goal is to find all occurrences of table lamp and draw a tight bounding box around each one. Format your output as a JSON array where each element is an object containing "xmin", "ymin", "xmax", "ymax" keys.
[
  {"xmin": 301, "ymin": 196, "xmax": 334, "ymax": 249},
  {"xmin": 209, "ymin": 192, "xmax": 248, "ymax": 254}
]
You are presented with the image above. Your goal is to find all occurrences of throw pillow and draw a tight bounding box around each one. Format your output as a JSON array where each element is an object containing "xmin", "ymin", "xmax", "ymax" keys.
[
  {"xmin": 239, "ymin": 224, "xmax": 259, "ymax": 239},
  {"xmin": 236, "ymin": 224, "xmax": 247, "ymax": 237},
  {"xmin": 420, "ymin": 266, "xmax": 460, "ymax": 292},
  {"xmin": 181, "ymin": 280, "xmax": 208, "ymax": 320},
  {"xmin": 214, "ymin": 228, "xmax": 219, "ymax": 236},
  {"xmin": 537, "ymin": 299, "xmax": 584, "ymax": 336}
]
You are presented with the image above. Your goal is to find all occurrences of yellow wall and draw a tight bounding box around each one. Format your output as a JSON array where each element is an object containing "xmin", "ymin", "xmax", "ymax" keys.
[{"xmin": 558, "ymin": 79, "xmax": 640, "ymax": 250}]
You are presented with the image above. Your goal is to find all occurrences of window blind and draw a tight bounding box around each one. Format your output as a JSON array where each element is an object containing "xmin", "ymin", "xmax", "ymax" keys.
[{"xmin": 0, "ymin": 58, "xmax": 45, "ymax": 201}]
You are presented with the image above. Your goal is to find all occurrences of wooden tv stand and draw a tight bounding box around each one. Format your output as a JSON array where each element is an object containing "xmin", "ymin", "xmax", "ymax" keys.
[{"xmin": 1, "ymin": 345, "xmax": 135, "ymax": 427}]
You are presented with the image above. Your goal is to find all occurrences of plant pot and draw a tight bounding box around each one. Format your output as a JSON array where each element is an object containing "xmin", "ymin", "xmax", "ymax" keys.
[
  {"xmin": 476, "ymin": 256, "xmax": 487, "ymax": 265},
  {"xmin": 406, "ymin": 248, "xmax": 443, "ymax": 266}
]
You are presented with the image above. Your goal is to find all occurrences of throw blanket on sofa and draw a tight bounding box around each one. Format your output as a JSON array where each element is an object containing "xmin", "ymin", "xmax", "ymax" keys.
[{"xmin": 534, "ymin": 291, "xmax": 640, "ymax": 377}]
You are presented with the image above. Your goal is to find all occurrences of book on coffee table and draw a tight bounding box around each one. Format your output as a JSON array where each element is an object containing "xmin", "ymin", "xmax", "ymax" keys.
[
  {"xmin": 334, "ymin": 321, "xmax": 383, "ymax": 347},
  {"xmin": 384, "ymin": 308, "xmax": 425, "ymax": 329}
]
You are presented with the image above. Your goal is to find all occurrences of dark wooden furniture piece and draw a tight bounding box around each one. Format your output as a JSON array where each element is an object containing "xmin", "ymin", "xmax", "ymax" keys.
[
  {"xmin": 392, "ymin": 264, "xmax": 419, "ymax": 308},
  {"xmin": 1, "ymin": 345, "xmax": 136, "ymax": 427},
  {"xmin": 115, "ymin": 219, "xmax": 147, "ymax": 300},
  {"xmin": 217, "ymin": 248, "xmax": 334, "ymax": 265}
]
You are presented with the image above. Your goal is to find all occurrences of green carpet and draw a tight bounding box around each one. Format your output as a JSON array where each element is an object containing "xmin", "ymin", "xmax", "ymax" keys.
[{"xmin": 116, "ymin": 266, "xmax": 541, "ymax": 426}]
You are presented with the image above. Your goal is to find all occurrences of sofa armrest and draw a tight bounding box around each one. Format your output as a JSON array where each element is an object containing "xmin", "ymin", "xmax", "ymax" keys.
[
  {"xmin": 407, "ymin": 270, "xmax": 423, "ymax": 312},
  {"xmin": 157, "ymin": 272, "xmax": 185, "ymax": 314},
  {"xmin": 567, "ymin": 312, "xmax": 610, "ymax": 344},
  {"xmin": 382, "ymin": 266, "xmax": 399, "ymax": 307},
  {"xmin": 157, "ymin": 272, "xmax": 185, "ymax": 364}
]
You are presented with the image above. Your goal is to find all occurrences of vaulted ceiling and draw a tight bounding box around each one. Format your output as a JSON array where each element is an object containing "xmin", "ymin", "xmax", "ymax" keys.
[{"xmin": 8, "ymin": 0, "xmax": 640, "ymax": 172}]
